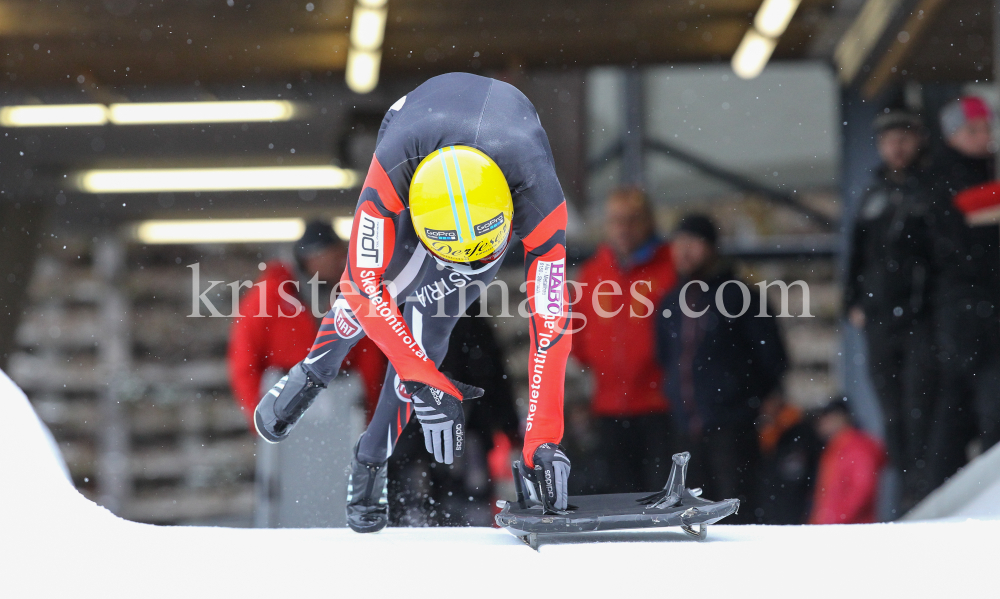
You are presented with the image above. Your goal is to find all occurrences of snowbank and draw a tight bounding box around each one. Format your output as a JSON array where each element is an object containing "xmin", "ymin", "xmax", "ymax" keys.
[
  {"xmin": 2, "ymin": 369, "xmax": 997, "ymax": 598},
  {"xmin": 905, "ymin": 439, "xmax": 1000, "ymax": 521}
]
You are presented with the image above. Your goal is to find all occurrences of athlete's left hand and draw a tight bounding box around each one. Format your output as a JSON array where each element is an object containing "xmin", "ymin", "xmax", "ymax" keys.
[{"xmin": 404, "ymin": 378, "xmax": 483, "ymax": 464}]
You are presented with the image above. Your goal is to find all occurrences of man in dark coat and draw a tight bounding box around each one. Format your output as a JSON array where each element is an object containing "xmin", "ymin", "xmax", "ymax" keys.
[
  {"xmin": 755, "ymin": 394, "xmax": 821, "ymax": 524},
  {"xmin": 657, "ymin": 214, "xmax": 787, "ymax": 522},
  {"xmin": 843, "ymin": 109, "xmax": 940, "ymax": 509}
]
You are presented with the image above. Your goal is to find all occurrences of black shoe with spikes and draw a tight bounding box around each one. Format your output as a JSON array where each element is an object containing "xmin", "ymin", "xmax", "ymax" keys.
[{"xmin": 346, "ymin": 441, "xmax": 389, "ymax": 533}]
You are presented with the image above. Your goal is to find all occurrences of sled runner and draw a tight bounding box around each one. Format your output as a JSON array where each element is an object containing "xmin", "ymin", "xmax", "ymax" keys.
[{"xmin": 495, "ymin": 452, "xmax": 739, "ymax": 549}]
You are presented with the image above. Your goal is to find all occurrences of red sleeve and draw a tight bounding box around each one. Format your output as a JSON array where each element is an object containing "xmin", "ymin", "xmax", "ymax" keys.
[
  {"xmin": 955, "ymin": 181, "xmax": 1000, "ymax": 215},
  {"xmin": 341, "ymin": 157, "xmax": 460, "ymax": 398},
  {"xmin": 228, "ymin": 286, "xmax": 267, "ymax": 429},
  {"xmin": 521, "ymin": 204, "xmax": 572, "ymax": 467}
]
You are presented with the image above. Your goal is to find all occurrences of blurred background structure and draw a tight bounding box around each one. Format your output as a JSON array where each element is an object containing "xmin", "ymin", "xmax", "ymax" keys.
[{"xmin": 1, "ymin": 0, "xmax": 997, "ymax": 526}]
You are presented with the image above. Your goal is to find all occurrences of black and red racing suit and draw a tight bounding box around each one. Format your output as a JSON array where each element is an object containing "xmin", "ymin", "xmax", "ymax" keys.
[{"xmin": 302, "ymin": 72, "xmax": 570, "ymax": 467}]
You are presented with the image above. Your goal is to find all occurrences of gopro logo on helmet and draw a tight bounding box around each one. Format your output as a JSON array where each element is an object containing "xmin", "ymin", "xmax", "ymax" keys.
[
  {"xmin": 357, "ymin": 213, "xmax": 384, "ymax": 268},
  {"xmin": 473, "ymin": 213, "xmax": 504, "ymax": 236},
  {"xmin": 424, "ymin": 228, "xmax": 458, "ymax": 242}
]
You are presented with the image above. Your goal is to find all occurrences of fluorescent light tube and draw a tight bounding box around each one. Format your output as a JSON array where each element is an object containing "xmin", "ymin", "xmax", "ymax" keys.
[
  {"xmin": 135, "ymin": 218, "xmax": 307, "ymax": 244},
  {"xmin": 108, "ymin": 101, "xmax": 297, "ymax": 125},
  {"xmin": 345, "ymin": 49, "xmax": 382, "ymax": 94},
  {"xmin": 0, "ymin": 104, "xmax": 108, "ymax": 127},
  {"xmin": 0, "ymin": 101, "xmax": 301, "ymax": 127},
  {"xmin": 333, "ymin": 216, "xmax": 354, "ymax": 240},
  {"xmin": 75, "ymin": 166, "xmax": 359, "ymax": 193},
  {"xmin": 732, "ymin": 29, "xmax": 778, "ymax": 80},
  {"xmin": 754, "ymin": 0, "xmax": 801, "ymax": 38},
  {"xmin": 350, "ymin": 6, "xmax": 387, "ymax": 51}
]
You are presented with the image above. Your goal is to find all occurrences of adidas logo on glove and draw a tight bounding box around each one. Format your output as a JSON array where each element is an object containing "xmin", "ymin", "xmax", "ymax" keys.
[{"xmin": 430, "ymin": 388, "xmax": 444, "ymax": 404}]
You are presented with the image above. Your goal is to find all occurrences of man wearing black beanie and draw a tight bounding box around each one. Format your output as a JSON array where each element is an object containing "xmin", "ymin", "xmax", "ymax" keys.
[
  {"xmin": 843, "ymin": 108, "xmax": 940, "ymax": 511},
  {"xmin": 656, "ymin": 213, "xmax": 787, "ymax": 523},
  {"xmin": 229, "ymin": 220, "xmax": 387, "ymax": 430}
]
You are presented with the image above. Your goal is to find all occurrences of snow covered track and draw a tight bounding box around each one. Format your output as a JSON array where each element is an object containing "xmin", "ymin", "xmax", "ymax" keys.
[{"xmin": 2, "ymin": 369, "xmax": 996, "ymax": 598}]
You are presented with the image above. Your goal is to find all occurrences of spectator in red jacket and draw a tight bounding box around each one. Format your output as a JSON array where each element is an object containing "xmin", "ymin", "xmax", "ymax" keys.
[
  {"xmin": 809, "ymin": 398, "xmax": 886, "ymax": 525},
  {"xmin": 228, "ymin": 221, "xmax": 386, "ymax": 428},
  {"xmin": 573, "ymin": 187, "xmax": 677, "ymax": 492}
]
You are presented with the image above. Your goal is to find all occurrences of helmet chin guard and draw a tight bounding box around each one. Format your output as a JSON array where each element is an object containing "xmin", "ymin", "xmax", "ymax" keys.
[
  {"xmin": 432, "ymin": 255, "xmax": 495, "ymax": 275},
  {"xmin": 429, "ymin": 227, "xmax": 511, "ymax": 275}
]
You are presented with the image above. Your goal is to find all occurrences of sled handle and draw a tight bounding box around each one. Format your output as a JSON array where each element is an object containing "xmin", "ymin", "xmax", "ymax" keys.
[{"xmin": 512, "ymin": 461, "xmax": 527, "ymax": 509}]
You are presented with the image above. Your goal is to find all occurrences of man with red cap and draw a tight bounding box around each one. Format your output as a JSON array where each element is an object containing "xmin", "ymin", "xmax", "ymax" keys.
[{"xmin": 926, "ymin": 96, "xmax": 1000, "ymax": 493}]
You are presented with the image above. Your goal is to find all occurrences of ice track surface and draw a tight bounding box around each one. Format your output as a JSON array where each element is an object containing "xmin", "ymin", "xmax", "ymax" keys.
[{"xmin": 2, "ymin": 369, "xmax": 997, "ymax": 599}]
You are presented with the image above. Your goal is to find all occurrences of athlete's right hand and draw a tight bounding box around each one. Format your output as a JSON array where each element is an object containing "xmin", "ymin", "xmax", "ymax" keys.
[
  {"xmin": 519, "ymin": 443, "xmax": 572, "ymax": 512},
  {"xmin": 403, "ymin": 378, "xmax": 484, "ymax": 465}
]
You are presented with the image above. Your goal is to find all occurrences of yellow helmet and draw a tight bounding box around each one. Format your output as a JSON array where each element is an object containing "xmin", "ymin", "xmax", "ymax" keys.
[{"xmin": 410, "ymin": 146, "xmax": 513, "ymax": 274}]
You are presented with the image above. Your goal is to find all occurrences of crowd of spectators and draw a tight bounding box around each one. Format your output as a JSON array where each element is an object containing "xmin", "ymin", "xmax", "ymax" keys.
[
  {"xmin": 226, "ymin": 94, "xmax": 1000, "ymax": 527},
  {"xmin": 566, "ymin": 94, "xmax": 999, "ymax": 523},
  {"xmin": 846, "ymin": 96, "xmax": 1000, "ymax": 513}
]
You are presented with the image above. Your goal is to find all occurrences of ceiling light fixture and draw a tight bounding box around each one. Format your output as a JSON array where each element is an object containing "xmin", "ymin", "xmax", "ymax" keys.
[
  {"xmin": 350, "ymin": 6, "xmax": 387, "ymax": 51},
  {"xmin": 345, "ymin": 50, "xmax": 382, "ymax": 94},
  {"xmin": 0, "ymin": 100, "xmax": 301, "ymax": 127},
  {"xmin": 732, "ymin": 30, "xmax": 779, "ymax": 80},
  {"xmin": 754, "ymin": 0, "xmax": 801, "ymax": 38},
  {"xmin": 108, "ymin": 100, "xmax": 297, "ymax": 124},
  {"xmin": 0, "ymin": 104, "xmax": 109, "ymax": 127},
  {"xmin": 134, "ymin": 216, "xmax": 354, "ymax": 244},
  {"xmin": 333, "ymin": 216, "xmax": 354, "ymax": 240},
  {"xmin": 732, "ymin": 0, "xmax": 801, "ymax": 79},
  {"xmin": 345, "ymin": 0, "xmax": 388, "ymax": 94},
  {"xmin": 135, "ymin": 219, "xmax": 307, "ymax": 244},
  {"xmin": 74, "ymin": 166, "xmax": 360, "ymax": 193}
]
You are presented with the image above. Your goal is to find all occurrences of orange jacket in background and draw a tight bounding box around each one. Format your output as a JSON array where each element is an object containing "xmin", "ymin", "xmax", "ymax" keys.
[
  {"xmin": 227, "ymin": 261, "xmax": 386, "ymax": 428},
  {"xmin": 759, "ymin": 404, "xmax": 804, "ymax": 456},
  {"xmin": 809, "ymin": 427, "xmax": 886, "ymax": 524},
  {"xmin": 573, "ymin": 242, "xmax": 676, "ymax": 417}
]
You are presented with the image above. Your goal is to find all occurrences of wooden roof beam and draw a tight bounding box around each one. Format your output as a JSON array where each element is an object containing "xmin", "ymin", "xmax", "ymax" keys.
[{"xmin": 859, "ymin": 0, "xmax": 949, "ymax": 98}]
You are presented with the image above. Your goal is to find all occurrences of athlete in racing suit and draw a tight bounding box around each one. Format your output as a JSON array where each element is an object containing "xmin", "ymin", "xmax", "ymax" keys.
[{"xmin": 254, "ymin": 73, "xmax": 572, "ymax": 531}]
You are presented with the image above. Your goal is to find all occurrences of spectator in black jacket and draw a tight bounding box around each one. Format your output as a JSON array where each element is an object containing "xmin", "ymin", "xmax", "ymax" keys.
[
  {"xmin": 926, "ymin": 97, "xmax": 1000, "ymax": 492},
  {"xmin": 843, "ymin": 109, "xmax": 940, "ymax": 510},
  {"xmin": 755, "ymin": 394, "xmax": 821, "ymax": 524},
  {"xmin": 657, "ymin": 214, "xmax": 787, "ymax": 522}
]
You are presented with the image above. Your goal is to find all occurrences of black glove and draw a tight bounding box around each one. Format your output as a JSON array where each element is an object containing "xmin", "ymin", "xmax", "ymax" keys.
[
  {"xmin": 519, "ymin": 443, "xmax": 571, "ymax": 512},
  {"xmin": 403, "ymin": 378, "xmax": 483, "ymax": 465}
]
